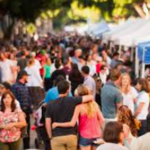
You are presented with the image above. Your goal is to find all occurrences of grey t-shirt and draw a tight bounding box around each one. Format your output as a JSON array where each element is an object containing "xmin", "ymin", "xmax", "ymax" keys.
[
  {"xmin": 83, "ymin": 76, "xmax": 96, "ymax": 97},
  {"xmin": 97, "ymin": 143, "xmax": 128, "ymax": 150},
  {"xmin": 101, "ymin": 81, "xmax": 122, "ymax": 118}
]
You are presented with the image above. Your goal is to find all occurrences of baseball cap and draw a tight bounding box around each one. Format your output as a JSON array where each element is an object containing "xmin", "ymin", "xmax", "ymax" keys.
[{"xmin": 17, "ymin": 70, "xmax": 30, "ymax": 80}]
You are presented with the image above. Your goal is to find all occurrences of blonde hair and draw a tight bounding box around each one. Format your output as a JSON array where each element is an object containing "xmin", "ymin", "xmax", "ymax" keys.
[
  {"xmin": 46, "ymin": 58, "xmax": 51, "ymax": 66},
  {"xmin": 27, "ymin": 58, "xmax": 35, "ymax": 67},
  {"xmin": 120, "ymin": 73, "xmax": 131, "ymax": 94},
  {"xmin": 76, "ymin": 85, "xmax": 98, "ymax": 118}
]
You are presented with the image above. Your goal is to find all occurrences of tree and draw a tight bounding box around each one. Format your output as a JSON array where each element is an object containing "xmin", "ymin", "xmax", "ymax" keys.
[{"xmin": 0, "ymin": 0, "xmax": 72, "ymax": 39}]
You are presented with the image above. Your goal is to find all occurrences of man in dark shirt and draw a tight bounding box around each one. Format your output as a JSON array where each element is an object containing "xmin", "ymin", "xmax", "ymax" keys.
[
  {"xmin": 45, "ymin": 81, "xmax": 93, "ymax": 150},
  {"xmin": 51, "ymin": 59, "xmax": 66, "ymax": 85},
  {"xmin": 11, "ymin": 70, "xmax": 31, "ymax": 149}
]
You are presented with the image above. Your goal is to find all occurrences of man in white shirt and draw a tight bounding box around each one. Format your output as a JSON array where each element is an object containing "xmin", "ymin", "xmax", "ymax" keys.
[{"xmin": 0, "ymin": 52, "xmax": 13, "ymax": 83}]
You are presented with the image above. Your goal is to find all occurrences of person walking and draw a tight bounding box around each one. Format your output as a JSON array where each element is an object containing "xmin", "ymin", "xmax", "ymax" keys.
[
  {"xmin": 52, "ymin": 85, "xmax": 104, "ymax": 150},
  {"xmin": 45, "ymin": 80, "xmax": 94, "ymax": 150},
  {"xmin": 101, "ymin": 68, "xmax": 122, "ymax": 125},
  {"xmin": 0, "ymin": 91, "xmax": 27, "ymax": 150},
  {"xmin": 11, "ymin": 70, "xmax": 32, "ymax": 149}
]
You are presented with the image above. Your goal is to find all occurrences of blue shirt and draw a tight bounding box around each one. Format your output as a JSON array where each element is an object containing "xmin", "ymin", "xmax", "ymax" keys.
[{"xmin": 44, "ymin": 87, "xmax": 72, "ymax": 103}]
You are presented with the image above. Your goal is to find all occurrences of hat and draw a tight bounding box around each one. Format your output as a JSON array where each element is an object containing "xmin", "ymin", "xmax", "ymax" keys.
[
  {"xmin": 40, "ymin": 50, "xmax": 46, "ymax": 55},
  {"xmin": 0, "ymin": 82, "xmax": 11, "ymax": 90},
  {"xmin": 17, "ymin": 70, "xmax": 29, "ymax": 80}
]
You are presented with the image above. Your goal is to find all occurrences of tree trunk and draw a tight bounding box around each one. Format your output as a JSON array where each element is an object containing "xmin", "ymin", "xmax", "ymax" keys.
[
  {"xmin": 133, "ymin": 3, "xmax": 146, "ymax": 18},
  {"xmin": 0, "ymin": 14, "xmax": 16, "ymax": 41}
]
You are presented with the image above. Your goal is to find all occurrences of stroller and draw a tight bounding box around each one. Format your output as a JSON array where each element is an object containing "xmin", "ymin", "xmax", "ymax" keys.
[{"xmin": 32, "ymin": 101, "xmax": 51, "ymax": 150}]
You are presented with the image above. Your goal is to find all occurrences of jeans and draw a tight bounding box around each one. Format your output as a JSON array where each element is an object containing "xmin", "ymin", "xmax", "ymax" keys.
[
  {"xmin": 0, "ymin": 138, "xmax": 21, "ymax": 150},
  {"xmin": 51, "ymin": 135, "xmax": 77, "ymax": 150}
]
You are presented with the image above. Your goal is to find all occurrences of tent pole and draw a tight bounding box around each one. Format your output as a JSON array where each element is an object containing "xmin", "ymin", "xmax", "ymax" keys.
[
  {"xmin": 141, "ymin": 47, "xmax": 146, "ymax": 78},
  {"xmin": 119, "ymin": 45, "xmax": 122, "ymax": 58},
  {"xmin": 135, "ymin": 47, "xmax": 139, "ymax": 78},
  {"xmin": 131, "ymin": 47, "xmax": 134, "ymax": 61}
]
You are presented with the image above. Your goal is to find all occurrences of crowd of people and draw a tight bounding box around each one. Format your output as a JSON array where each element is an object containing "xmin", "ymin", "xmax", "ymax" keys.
[{"xmin": 0, "ymin": 33, "xmax": 150, "ymax": 150}]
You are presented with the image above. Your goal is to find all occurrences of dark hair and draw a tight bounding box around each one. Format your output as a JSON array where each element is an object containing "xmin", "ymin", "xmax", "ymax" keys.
[
  {"xmin": 101, "ymin": 65, "xmax": 106, "ymax": 70},
  {"xmin": 110, "ymin": 68, "xmax": 121, "ymax": 81},
  {"xmin": 137, "ymin": 78, "xmax": 150, "ymax": 93},
  {"xmin": 113, "ymin": 52, "xmax": 119, "ymax": 57},
  {"xmin": 1, "ymin": 91, "xmax": 16, "ymax": 112},
  {"xmin": 21, "ymin": 50, "xmax": 26, "ymax": 56},
  {"xmin": 55, "ymin": 59, "xmax": 61, "ymax": 69},
  {"xmin": 70, "ymin": 64, "xmax": 81, "ymax": 77},
  {"xmin": 0, "ymin": 82, "xmax": 11, "ymax": 90},
  {"xmin": 103, "ymin": 121, "xmax": 123, "ymax": 144},
  {"xmin": 57, "ymin": 81, "xmax": 70, "ymax": 94},
  {"xmin": 81, "ymin": 66, "xmax": 90, "ymax": 75},
  {"xmin": 54, "ymin": 75, "xmax": 65, "ymax": 86}
]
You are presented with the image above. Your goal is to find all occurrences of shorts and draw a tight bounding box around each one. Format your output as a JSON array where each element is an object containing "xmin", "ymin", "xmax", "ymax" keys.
[{"xmin": 79, "ymin": 135, "xmax": 99, "ymax": 147}]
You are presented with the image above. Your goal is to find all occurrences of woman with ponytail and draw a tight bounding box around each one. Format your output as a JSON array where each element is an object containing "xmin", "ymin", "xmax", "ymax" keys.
[{"xmin": 52, "ymin": 85, "xmax": 104, "ymax": 150}]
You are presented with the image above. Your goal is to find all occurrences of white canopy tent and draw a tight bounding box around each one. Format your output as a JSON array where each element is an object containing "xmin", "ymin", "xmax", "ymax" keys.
[
  {"xmin": 110, "ymin": 19, "xmax": 148, "ymax": 42},
  {"xmin": 114, "ymin": 21, "xmax": 150, "ymax": 46},
  {"xmin": 102, "ymin": 19, "xmax": 134, "ymax": 42},
  {"xmin": 86, "ymin": 20, "xmax": 110, "ymax": 37},
  {"xmin": 134, "ymin": 35, "xmax": 150, "ymax": 46}
]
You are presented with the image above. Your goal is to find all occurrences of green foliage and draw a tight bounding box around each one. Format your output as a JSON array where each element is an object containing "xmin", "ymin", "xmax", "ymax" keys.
[
  {"xmin": 0, "ymin": 0, "xmax": 149, "ymax": 25},
  {"xmin": 0, "ymin": 0, "xmax": 72, "ymax": 22}
]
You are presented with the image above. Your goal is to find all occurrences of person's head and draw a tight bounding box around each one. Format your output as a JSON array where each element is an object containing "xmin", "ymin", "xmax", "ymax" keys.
[
  {"xmin": 20, "ymin": 50, "xmax": 26, "ymax": 57},
  {"xmin": 55, "ymin": 59, "xmax": 62, "ymax": 69},
  {"xmin": 63, "ymin": 58, "xmax": 69, "ymax": 67},
  {"xmin": 133, "ymin": 78, "xmax": 140, "ymax": 91},
  {"xmin": 71, "ymin": 63, "xmax": 79, "ymax": 71},
  {"xmin": 136, "ymin": 78, "xmax": 150, "ymax": 93},
  {"xmin": 115, "ymin": 63, "xmax": 123, "ymax": 71},
  {"xmin": 110, "ymin": 68, "xmax": 121, "ymax": 84},
  {"xmin": 75, "ymin": 49, "xmax": 82, "ymax": 58},
  {"xmin": 100, "ymin": 65, "xmax": 107, "ymax": 73},
  {"xmin": 92, "ymin": 53, "xmax": 97, "ymax": 61},
  {"xmin": 17, "ymin": 70, "xmax": 29, "ymax": 84},
  {"xmin": 0, "ymin": 52, "xmax": 6, "ymax": 61},
  {"xmin": 118, "ymin": 105, "xmax": 137, "ymax": 136},
  {"xmin": 30, "ymin": 52, "xmax": 36, "ymax": 58},
  {"xmin": 113, "ymin": 52, "xmax": 119, "ymax": 60},
  {"xmin": 46, "ymin": 57, "xmax": 51, "ymax": 66},
  {"xmin": 101, "ymin": 50, "xmax": 107, "ymax": 56},
  {"xmin": 57, "ymin": 80, "xmax": 70, "ymax": 95},
  {"xmin": 27, "ymin": 58, "xmax": 35, "ymax": 67},
  {"xmin": 0, "ymin": 82, "xmax": 11, "ymax": 95},
  {"xmin": 9, "ymin": 53, "xmax": 16, "ymax": 60},
  {"xmin": 96, "ymin": 56, "xmax": 102, "ymax": 64},
  {"xmin": 103, "ymin": 121, "xmax": 124, "ymax": 144},
  {"xmin": 54, "ymin": 75, "xmax": 65, "ymax": 86},
  {"xmin": 120, "ymin": 73, "xmax": 131, "ymax": 87},
  {"xmin": 85, "ymin": 54, "xmax": 92, "ymax": 61},
  {"xmin": 81, "ymin": 66, "xmax": 90, "ymax": 77},
  {"xmin": 75, "ymin": 85, "xmax": 89, "ymax": 96},
  {"xmin": 78, "ymin": 56, "xmax": 85, "ymax": 63},
  {"xmin": 1, "ymin": 91, "xmax": 16, "ymax": 112},
  {"xmin": 75, "ymin": 85, "xmax": 98, "ymax": 118}
]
